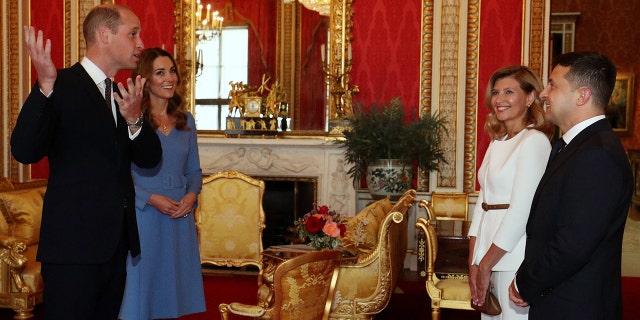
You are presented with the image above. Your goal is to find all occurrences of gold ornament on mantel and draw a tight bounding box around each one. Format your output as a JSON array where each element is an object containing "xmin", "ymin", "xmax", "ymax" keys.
[{"xmin": 225, "ymin": 74, "xmax": 290, "ymax": 135}]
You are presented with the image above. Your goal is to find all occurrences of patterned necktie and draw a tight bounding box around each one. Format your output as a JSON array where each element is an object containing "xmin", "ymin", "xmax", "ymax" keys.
[
  {"xmin": 549, "ymin": 138, "xmax": 566, "ymax": 162},
  {"xmin": 104, "ymin": 78, "xmax": 112, "ymax": 109}
]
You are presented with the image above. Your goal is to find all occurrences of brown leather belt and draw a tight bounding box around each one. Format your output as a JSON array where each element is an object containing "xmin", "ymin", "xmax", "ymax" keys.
[{"xmin": 481, "ymin": 202, "xmax": 510, "ymax": 211}]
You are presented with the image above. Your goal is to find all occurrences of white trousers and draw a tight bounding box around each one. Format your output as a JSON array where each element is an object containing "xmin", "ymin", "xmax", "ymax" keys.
[{"xmin": 481, "ymin": 270, "xmax": 529, "ymax": 320}]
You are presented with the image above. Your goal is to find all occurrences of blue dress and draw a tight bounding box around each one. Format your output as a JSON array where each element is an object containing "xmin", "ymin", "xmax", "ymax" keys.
[{"xmin": 119, "ymin": 112, "xmax": 205, "ymax": 319}]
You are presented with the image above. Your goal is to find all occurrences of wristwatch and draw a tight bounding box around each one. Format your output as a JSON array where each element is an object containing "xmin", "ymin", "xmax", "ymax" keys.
[{"xmin": 126, "ymin": 117, "xmax": 144, "ymax": 128}]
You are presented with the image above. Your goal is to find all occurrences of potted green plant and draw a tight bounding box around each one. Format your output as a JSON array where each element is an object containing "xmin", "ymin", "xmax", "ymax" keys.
[{"xmin": 336, "ymin": 97, "xmax": 447, "ymax": 199}]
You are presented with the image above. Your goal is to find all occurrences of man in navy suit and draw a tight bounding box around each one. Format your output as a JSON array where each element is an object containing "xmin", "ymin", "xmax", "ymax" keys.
[
  {"xmin": 11, "ymin": 4, "xmax": 161, "ymax": 319},
  {"xmin": 509, "ymin": 52, "xmax": 633, "ymax": 319}
]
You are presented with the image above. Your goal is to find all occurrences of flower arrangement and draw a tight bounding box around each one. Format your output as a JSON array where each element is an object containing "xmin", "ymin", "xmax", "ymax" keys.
[{"xmin": 294, "ymin": 204, "xmax": 346, "ymax": 250}]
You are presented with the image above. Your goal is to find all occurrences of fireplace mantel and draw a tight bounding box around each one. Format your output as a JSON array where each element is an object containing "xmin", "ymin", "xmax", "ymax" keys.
[{"xmin": 198, "ymin": 137, "xmax": 356, "ymax": 217}]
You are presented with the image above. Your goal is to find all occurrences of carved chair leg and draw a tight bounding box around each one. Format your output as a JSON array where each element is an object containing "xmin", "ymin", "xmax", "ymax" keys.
[
  {"xmin": 13, "ymin": 309, "xmax": 35, "ymax": 320},
  {"xmin": 431, "ymin": 307, "xmax": 441, "ymax": 320},
  {"xmin": 219, "ymin": 303, "xmax": 230, "ymax": 320}
]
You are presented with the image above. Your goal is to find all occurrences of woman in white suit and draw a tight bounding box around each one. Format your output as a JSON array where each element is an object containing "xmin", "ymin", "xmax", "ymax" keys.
[{"xmin": 468, "ymin": 66, "xmax": 554, "ymax": 319}]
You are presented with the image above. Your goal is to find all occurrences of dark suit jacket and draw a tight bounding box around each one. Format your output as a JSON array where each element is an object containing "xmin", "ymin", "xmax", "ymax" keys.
[
  {"xmin": 11, "ymin": 63, "xmax": 162, "ymax": 264},
  {"xmin": 516, "ymin": 119, "xmax": 633, "ymax": 320}
]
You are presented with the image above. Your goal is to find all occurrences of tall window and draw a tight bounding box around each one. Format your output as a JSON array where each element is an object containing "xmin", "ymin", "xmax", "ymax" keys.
[{"xmin": 195, "ymin": 27, "xmax": 249, "ymax": 130}]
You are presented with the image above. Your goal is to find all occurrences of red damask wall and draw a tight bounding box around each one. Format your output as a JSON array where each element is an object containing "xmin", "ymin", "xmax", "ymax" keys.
[
  {"xmin": 115, "ymin": 0, "xmax": 177, "ymax": 81},
  {"xmin": 351, "ymin": 0, "xmax": 421, "ymax": 110},
  {"xmin": 552, "ymin": 0, "xmax": 640, "ymax": 150}
]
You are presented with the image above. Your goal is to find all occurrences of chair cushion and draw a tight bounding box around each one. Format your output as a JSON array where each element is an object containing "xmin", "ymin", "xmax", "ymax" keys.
[
  {"xmin": 340, "ymin": 197, "xmax": 393, "ymax": 255},
  {"xmin": 435, "ymin": 278, "xmax": 471, "ymax": 301},
  {"xmin": 0, "ymin": 187, "xmax": 45, "ymax": 245}
]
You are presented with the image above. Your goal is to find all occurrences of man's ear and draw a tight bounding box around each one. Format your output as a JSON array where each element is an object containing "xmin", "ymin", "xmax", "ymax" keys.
[
  {"xmin": 98, "ymin": 26, "xmax": 111, "ymax": 45},
  {"xmin": 576, "ymin": 87, "xmax": 592, "ymax": 106}
]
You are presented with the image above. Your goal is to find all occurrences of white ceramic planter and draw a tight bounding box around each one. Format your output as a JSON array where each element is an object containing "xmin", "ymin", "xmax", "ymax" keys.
[{"xmin": 366, "ymin": 159, "xmax": 412, "ymax": 201}]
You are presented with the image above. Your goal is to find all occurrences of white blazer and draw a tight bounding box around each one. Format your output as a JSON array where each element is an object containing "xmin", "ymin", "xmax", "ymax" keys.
[{"xmin": 468, "ymin": 128, "xmax": 551, "ymax": 271}]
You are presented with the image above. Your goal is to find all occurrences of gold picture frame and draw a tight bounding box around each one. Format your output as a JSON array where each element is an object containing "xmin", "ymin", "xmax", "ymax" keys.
[{"xmin": 606, "ymin": 73, "xmax": 635, "ymax": 136}]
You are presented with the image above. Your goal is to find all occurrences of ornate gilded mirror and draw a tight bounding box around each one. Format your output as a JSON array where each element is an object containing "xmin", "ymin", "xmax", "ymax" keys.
[{"xmin": 173, "ymin": 0, "xmax": 353, "ymax": 135}]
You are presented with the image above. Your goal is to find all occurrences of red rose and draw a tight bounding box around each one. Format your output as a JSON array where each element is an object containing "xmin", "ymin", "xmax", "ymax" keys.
[
  {"xmin": 338, "ymin": 223, "xmax": 347, "ymax": 237},
  {"xmin": 317, "ymin": 205, "xmax": 330, "ymax": 216},
  {"xmin": 305, "ymin": 216, "xmax": 325, "ymax": 234}
]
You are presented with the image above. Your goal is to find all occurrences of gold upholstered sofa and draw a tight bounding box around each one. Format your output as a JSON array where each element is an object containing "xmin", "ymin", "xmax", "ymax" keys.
[
  {"xmin": 0, "ymin": 178, "xmax": 46, "ymax": 319},
  {"xmin": 328, "ymin": 189, "xmax": 416, "ymax": 320}
]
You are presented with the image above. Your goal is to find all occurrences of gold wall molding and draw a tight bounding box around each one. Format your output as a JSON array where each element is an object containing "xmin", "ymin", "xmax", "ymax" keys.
[
  {"xmin": 463, "ymin": 0, "xmax": 480, "ymax": 193},
  {"xmin": 435, "ymin": 0, "xmax": 462, "ymax": 189},
  {"xmin": 3, "ymin": 1, "xmax": 30, "ymax": 180},
  {"xmin": 418, "ymin": 0, "xmax": 434, "ymax": 192},
  {"xmin": 173, "ymin": 0, "xmax": 195, "ymax": 114},
  {"xmin": 527, "ymin": 0, "xmax": 548, "ymax": 78},
  {"xmin": 64, "ymin": 0, "xmax": 100, "ymax": 67},
  {"xmin": 278, "ymin": 2, "xmax": 297, "ymax": 127}
]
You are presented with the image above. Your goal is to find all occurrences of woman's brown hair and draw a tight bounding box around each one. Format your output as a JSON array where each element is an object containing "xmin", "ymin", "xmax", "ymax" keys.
[{"xmin": 132, "ymin": 47, "xmax": 189, "ymax": 131}]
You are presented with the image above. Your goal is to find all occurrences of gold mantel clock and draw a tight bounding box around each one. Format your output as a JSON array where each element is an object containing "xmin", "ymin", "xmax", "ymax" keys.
[{"xmin": 244, "ymin": 97, "xmax": 262, "ymax": 117}]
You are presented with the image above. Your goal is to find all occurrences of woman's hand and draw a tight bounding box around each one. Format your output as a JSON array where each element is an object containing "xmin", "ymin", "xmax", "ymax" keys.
[
  {"xmin": 475, "ymin": 263, "xmax": 493, "ymax": 306},
  {"xmin": 469, "ymin": 264, "xmax": 480, "ymax": 305},
  {"xmin": 174, "ymin": 193, "xmax": 197, "ymax": 218},
  {"xmin": 148, "ymin": 194, "xmax": 180, "ymax": 217}
]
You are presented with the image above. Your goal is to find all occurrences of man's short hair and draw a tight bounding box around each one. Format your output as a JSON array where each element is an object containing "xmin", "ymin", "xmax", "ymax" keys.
[
  {"xmin": 552, "ymin": 52, "xmax": 617, "ymax": 109},
  {"xmin": 82, "ymin": 4, "xmax": 130, "ymax": 46}
]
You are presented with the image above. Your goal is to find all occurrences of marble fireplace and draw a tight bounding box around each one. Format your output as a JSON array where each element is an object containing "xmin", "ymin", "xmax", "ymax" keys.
[{"xmin": 198, "ymin": 136, "xmax": 357, "ymax": 246}]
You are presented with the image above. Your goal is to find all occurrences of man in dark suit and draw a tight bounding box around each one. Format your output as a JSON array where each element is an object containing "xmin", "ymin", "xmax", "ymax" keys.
[
  {"xmin": 508, "ymin": 52, "xmax": 633, "ymax": 319},
  {"xmin": 11, "ymin": 4, "xmax": 161, "ymax": 319}
]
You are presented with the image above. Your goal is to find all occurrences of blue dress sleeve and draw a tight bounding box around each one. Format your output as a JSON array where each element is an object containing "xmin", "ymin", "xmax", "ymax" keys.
[{"xmin": 184, "ymin": 112, "xmax": 203, "ymax": 198}]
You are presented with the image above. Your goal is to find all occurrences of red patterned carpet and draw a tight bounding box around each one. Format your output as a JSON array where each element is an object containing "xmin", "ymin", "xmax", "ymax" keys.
[{"xmin": 2, "ymin": 273, "xmax": 638, "ymax": 320}]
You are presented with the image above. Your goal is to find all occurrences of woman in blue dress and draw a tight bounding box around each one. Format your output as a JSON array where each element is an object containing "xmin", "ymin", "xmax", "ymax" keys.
[{"xmin": 119, "ymin": 47, "xmax": 205, "ymax": 319}]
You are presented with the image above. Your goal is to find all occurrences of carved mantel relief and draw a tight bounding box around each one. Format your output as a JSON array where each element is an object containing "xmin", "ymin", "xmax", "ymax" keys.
[{"xmin": 199, "ymin": 138, "xmax": 355, "ymax": 217}]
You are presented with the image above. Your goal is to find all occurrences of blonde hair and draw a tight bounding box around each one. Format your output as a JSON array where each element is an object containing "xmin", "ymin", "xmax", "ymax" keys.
[{"xmin": 484, "ymin": 65, "xmax": 555, "ymax": 140}]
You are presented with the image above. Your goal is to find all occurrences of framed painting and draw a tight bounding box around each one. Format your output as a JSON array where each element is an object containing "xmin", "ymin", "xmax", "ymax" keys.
[{"xmin": 606, "ymin": 73, "xmax": 635, "ymax": 136}]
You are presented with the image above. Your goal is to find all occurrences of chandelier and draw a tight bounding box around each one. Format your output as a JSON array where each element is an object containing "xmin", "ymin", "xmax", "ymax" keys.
[
  {"xmin": 195, "ymin": 0, "xmax": 224, "ymax": 41},
  {"xmin": 283, "ymin": 0, "xmax": 330, "ymax": 16}
]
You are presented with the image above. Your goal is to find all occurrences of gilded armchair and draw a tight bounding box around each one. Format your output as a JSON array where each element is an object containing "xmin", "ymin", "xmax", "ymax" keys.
[
  {"xmin": 0, "ymin": 178, "xmax": 47, "ymax": 319},
  {"xmin": 328, "ymin": 189, "xmax": 416, "ymax": 320},
  {"xmin": 196, "ymin": 170, "xmax": 266, "ymax": 280},
  {"xmin": 219, "ymin": 249, "xmax": 341, "ymax": 320},
  {"xmin": 416, "ymin": 200, "xmax": 474, "ymax": 320}
]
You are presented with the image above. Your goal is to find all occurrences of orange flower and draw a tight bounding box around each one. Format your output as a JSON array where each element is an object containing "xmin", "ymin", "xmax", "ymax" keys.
[{"xmin": 322, "ymin": 221, "xmax": 341, "ymax": 237}]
